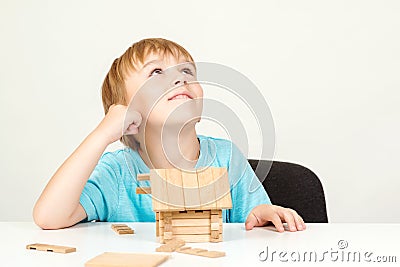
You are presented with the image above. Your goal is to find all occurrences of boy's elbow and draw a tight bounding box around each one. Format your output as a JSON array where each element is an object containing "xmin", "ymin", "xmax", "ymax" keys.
[{"xmin": 33, "ymin": 204, "xmax": 64, "ymax": 230}]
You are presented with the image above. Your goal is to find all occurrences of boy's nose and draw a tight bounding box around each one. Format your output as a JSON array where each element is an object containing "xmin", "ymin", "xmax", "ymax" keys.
[{"xmin": 173, "ymin": 78, "xmax": 188, "ymax": 87}]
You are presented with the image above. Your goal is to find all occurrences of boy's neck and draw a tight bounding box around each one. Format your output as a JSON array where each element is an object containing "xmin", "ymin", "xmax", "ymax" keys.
[{"xmin": 138, "ymin": 122, "xmax": 200, "ymax": 170}]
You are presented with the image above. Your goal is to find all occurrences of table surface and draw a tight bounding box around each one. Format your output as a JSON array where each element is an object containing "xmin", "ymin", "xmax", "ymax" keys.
[{"xmin": 0, "ymin": 222, "xmax": 398, "ymax": 267}]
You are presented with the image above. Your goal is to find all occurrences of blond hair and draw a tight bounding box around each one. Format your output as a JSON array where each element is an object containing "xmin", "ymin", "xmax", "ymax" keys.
[{"xmin": 101, "ymin": 38, "xmax": 195, "ymax": 149}]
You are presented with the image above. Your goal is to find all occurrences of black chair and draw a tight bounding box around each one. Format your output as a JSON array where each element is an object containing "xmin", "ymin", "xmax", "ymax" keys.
[{"xmin": 248, "ymin": 159, "xmax": 328, "ymax": 223}]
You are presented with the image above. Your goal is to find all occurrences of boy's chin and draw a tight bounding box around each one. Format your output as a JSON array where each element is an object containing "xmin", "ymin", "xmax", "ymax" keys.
[{"xmin": 146, "ymin": 115, "xmax": 200, "ymax": 129}]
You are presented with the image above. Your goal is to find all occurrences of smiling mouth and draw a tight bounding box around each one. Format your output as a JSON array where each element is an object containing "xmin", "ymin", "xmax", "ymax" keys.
[{"xmin": 168, "ymin": 94, "xmax": 193, "ymax": 101}]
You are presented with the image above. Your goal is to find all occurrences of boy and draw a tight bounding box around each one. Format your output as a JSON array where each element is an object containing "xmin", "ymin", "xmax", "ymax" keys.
[{"xmin": 33, "ymin": 38, "xmax": 306, "ymax": 233}]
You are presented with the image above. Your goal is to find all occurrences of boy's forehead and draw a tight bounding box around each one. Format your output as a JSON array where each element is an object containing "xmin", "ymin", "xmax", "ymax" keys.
[{"xmin": 137, "ymin": 52, "xmax": 192, "ymax": 69}]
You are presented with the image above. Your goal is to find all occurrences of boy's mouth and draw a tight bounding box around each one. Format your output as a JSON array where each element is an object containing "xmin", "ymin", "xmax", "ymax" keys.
[{"xmin": 168, "ymin": 91, "xmax": 194, "ymax": 101}]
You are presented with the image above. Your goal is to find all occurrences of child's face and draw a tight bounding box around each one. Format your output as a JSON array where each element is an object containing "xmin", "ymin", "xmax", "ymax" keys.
[{"xmin": 125, "ymin": 52, "xmax": 203, "ymax": 128}]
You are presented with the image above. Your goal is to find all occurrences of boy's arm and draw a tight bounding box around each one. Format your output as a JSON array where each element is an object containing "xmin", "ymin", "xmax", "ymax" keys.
[
  {"xmin": 227, "ymin": 142, "xmax": 306, "ymax": 232},
  {"xmin": 33, "ymin": 105, "xmax": 141, "ymax": 229}
]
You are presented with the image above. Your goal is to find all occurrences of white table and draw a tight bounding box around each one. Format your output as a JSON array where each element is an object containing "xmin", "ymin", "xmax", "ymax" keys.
[{"xmin": 0, "ymin": 222, "xmax": 398, "ymax": 266}]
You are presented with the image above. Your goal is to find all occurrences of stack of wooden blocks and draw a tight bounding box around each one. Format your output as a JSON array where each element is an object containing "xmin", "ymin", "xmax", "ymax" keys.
[
  {"xmin": 155, "ymin": 209, "xmax": 223, "ymax": 243},
  {"xmin": 136, "ymin": 167, "xmax": 232, "ymax": 243},
  {"xmin": 111, "ymin": 224, "xmax": 134, "ymax": 235}
]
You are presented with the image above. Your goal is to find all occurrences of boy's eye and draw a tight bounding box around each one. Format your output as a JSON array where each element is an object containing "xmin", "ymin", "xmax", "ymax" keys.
[
  {"xmin": 150, "ymin": 68, "xmax": 163, "ymax": 76},
  {"xmin": 182, "ymin": 68, "xmax": 194, "ymax": 76}
]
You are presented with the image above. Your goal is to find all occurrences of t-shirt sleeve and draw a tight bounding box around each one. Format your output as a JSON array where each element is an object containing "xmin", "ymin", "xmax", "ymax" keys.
[
  {"xmin": 227, "ymin": 142, "xmax": 272, "ymax": 223},
  {"xmin": 79, "ymin": 152, "xmax": 120, "ymax": 222}
]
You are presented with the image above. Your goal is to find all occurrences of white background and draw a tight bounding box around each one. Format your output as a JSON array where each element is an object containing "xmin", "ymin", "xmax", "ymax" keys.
[{"xmin": 1, "ymin": 0, "xmax": 399, "ymax": 222}]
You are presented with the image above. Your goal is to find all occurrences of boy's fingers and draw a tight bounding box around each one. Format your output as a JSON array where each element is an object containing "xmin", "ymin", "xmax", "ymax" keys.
[
  {"xmin": 270, "ymin": 213, "xmax": 284, "ymax": 232},
  {"xmin": 125, "ymin": 124, "xmax": 139, "ymax": 135},
  {"xmin": 245, "ymin": 212, "xmax": 258, "ymax": 230},
  {"xmin": 288, "ymin": 209, "xmax": 304, "ymax": 231},
  {"xmin": 281, "ymin": 210, "xmax": 297, "ymax": 232}
]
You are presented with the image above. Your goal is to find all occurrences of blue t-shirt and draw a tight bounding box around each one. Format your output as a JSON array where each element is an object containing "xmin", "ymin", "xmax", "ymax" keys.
[{"xmin": 79, "ymin": 135, "xmax": 271, "ymax": 223}]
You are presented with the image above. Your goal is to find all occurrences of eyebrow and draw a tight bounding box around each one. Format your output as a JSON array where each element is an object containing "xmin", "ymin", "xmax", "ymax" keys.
[{"xmin": 141, "ymin": 59, "xmax": 196, "ymax": 72}]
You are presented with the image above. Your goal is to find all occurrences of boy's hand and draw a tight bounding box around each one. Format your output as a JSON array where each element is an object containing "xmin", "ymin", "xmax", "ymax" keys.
[
  {"xmin": 95, "ymin": 104, "xmax": 142, "ymax": 144},
  {"xmin": 245, "ymin": 204, "xmax": 306, "ymax": 232}
]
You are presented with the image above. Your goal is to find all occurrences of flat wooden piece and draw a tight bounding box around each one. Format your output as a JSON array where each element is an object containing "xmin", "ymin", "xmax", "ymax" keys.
[
  {"xmin": 212, "ymin": 167, "xmax": 232, "ymax": 209},
  {"xmin": 172, "ymin": 210, "xmax": 210, "ymax": 219},
  {"xmin": 111, "ymin": 224, "xmax": 128, "ymax": 229},
  {"xmin": 136, "ymin": 187, "xmax": 152, "ymax": 194},
  {"xmin": 111, "ymin": 224, "xmax": 134, "ymax": 235},
  {"xmin": 176, "ymin": 247, "xmax": 225, "ymax": 258},
  {"xmin": 171, "ymin": 218, "xmax": 210, "ymax": 227},
  {"xmin": 181, "ymin": 170, "xmax": 201, "ymax": 209},
  {"xmin": 155, "ymin": 239, "xmax": 185, "ymax": 252},
  {"xmin": 165, "ymin": 169, "xmax": 184, "ymax": 210},
  {"xmin": 85, "ymin": 252, "xmax": 169, "ymax": 267},
  {"xmin": 26, "ymin": 243, "xmax": 76, "ymax": 254},
  {"xmin": 197, "ymin": 167, "xmax": 217, "ymax": 210},
  {"xmin": 137, "ymin": 173, "xmax": 150, "ymax": 181}
]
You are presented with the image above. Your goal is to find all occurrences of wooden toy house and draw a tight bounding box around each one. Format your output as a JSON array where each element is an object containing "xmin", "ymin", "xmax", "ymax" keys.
[{"xmin": 136, "ymin": 167, "xmax": 232, "ymax": 243}]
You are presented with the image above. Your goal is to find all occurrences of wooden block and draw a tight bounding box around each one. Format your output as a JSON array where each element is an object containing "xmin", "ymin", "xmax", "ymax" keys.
[
  {"xmin": 150, "ymin": 169, "xmax": 169, "ymax": 211},
  {"xmin": 164, "ymin": 223, "xmax": 172, "ymax": 232},
  {"xmin": 111, "ymin": 224, "xmax": 134, "ymax": 235},
  {"xmin": 211, "ymin": 214, "xmax": 219, "ymax": 223},
  {"xmin": 85, "ymin": 252, "xmax": 169, "ymax": 267},
  {"xmin": 155, "ymin": 239, "xmax": 185, "ymax": 252},
  {"xmin": 165, "ymin": 169, "xmax": 184, "ymax": 210},
  {"xmin": 212, "ymin": 167, "xmax": 232, "ymax": 209},
  {"xmin": 210, "ymin": 222, "xmax": 219, "ymax": 231},
  {"xmin": 117, "ymin": 229, "xmax": 135, "ymax": 235},
  {"xmin": 160, "ymin": 225, "xmax": 222, "ymax": 235},
  {"xmin": 181, "ymin": 170, "xmax": 202, "ymax": 209},
  {"xmin": 175, "ymin": 226, "xmax": 212, "ymax": 235},
  {"xmin": 156, "ymin": 220, "xmax": 159, "ymax": 237},
  {"xmin": 137, "ymin": 173, "xmax": 150, "ymax": 181},
  {"xmin": 164, "ymin": 231, "xmax": 173, "ymax": 240},
  {"xmin": 168, "ymin": 234, "xmax": 222, "ymax": 243},
  {"xmin": 210, "ymin": 238, "xmax": 222, "ymax": 243},
  {"xmin": 176, "ymin": 247, "xmax": 225, "ymax": 258},
  {"xmin": 111, "ymin": 224, "xmax": 128, "ymax": 229},
  {"xmin": 171, "ymin": 218, "xmax": 210, "ymax": 227},
  {"xmin": 136, "ymin": 187, "xmax": 151, "ymax": 194},
  {"xmin": 26, "ymin": 243, "xmax": 76, "ymax": 254},
  {"xmin": 211, "ymin": 230, "xmax": 219, "ymax": 239},
  {"xmin": 155, "ymin": 212, "xmax": 160, "ymax": 220},
  {"xmin": 197, "ymin": 250, "xmax": 226, "ymax": 258},
  {"xmin": 197, "ymin": 167, "xmax": 217, "ymax": 210},
  {"xmin": 210, "ymin": 209, "xmax": 222, "ymax": 216},
  {"xmin": 172, "ymin": 210, "xmax": 210, "ymax": 219}
]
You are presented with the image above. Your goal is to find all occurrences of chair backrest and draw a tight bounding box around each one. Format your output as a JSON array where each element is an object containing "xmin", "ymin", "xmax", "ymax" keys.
[{"xmin": 248, "ymin": 159, "xmax": 328, "ymax": 223}]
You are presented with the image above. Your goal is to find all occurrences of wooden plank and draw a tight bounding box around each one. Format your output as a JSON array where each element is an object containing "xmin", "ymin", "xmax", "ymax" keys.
[
  {"xmin": 172, "ymin": 234, "xmax": 220, "ymax": 243},
  {"xmin": 26, "ymin": 243, "xmax": 76, "ymax": 254},
  {"xmin": 211, "ymin": 214, "xmax": 219, "ymax": 223},
  {"xmin": 176, "ymin": 247, "xmax": 225, "ymax": 258},
  {"xmin": 197, "ymin": 167, "xmax": 217, "ymax": 210},
  {"xmin": 85, "ymin": 252, "xmax": 169, "ymax": 267},
  {"xmin": 164, "ymin": 232, "xmax": 173, "ymax": 240},
  {"xmin": 211, "ymin": 222, "xmax": 219, "ymax": 231},
  {"xmin": 150, "ymin": 169, "xmax": 169, "ymax": 211},
  {"xmin": 212, "ymin": 167, "xmax": 232, "ymax": 209},
  {"xmin": 165, "ymin": 169, "xmax": 184, "ymax": 210},
  {"xmin": 159, "ymin": 226, "xmax": 222, "ymax": 235},
  {"xmin": 171, "ymin": 218, "xmax": 210, "ymax": 227},
  {"xmin": 171, "ymin": 210, "xmax": 210, "ymax": 219},
  {"xmin": 136, "ymin": 187, "xmax": 151, "ymax": 194},
  {"xmin": 173, "ymin": 226, "xmax": 211, "ymax": 235},
  {"xmin": 210, "ymin": 209, "xmax": 222, "ymax": 216},
  {"xmin": 155, "ymin": 239, "xmax": 185, "ymax": 252},
  {"xmin": 137, "ymin": 173, "xmax": 150, "ymax": 181},
  {"xmin": 181, "ymin": 170, "xmax": 201, "ymax": 209}
]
